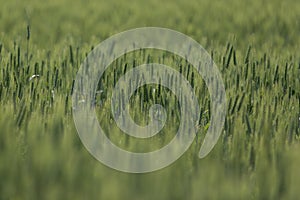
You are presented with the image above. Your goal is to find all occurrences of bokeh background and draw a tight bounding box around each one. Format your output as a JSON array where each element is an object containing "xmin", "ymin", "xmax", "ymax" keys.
[{"xmin": 0, "ymin": 0, "xmax": 299, "ymax": 199}]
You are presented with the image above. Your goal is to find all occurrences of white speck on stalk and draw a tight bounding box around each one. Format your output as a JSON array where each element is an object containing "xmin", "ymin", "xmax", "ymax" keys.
[
  {"xmin": 29, "ymin": 74, "xmax": 40, "ymax": 81},
  {"xmin": 78, "ymin": 99, "xmax": 85, "ymax": 103},
  {"xmin": 96, "ymin": 90, "xmax": 104, "ymax": 94},
  {"xmin": 51, "ymin": 90, "xmax": 55, "ymax": 100}
]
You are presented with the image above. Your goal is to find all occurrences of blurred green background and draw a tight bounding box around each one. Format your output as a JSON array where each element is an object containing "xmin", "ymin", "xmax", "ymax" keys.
[{"xmin": 0, "ymin": 0, "xmax": 299, "ymax": 199}]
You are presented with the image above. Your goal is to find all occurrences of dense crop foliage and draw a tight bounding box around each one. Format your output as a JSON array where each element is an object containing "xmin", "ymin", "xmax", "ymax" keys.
[{"xmin": 0, "ymin": 0, "xmax": 299, "ymax": 199}]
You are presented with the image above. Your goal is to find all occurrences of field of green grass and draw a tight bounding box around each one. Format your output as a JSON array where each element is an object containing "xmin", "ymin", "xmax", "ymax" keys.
[{"xmin": 0, "ymin": 0, "xmax": 299, "ymax": 199}]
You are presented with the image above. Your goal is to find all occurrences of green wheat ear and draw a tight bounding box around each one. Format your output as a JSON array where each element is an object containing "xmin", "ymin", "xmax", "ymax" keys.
[{"xmin": 204, "ymin": 122, "xmax": 210, "ymax": 132}]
